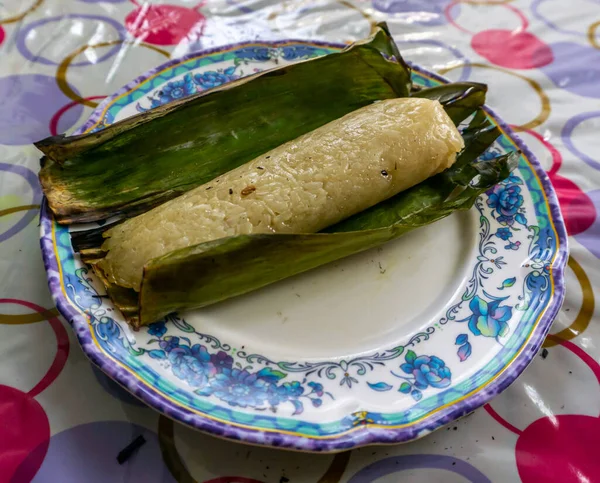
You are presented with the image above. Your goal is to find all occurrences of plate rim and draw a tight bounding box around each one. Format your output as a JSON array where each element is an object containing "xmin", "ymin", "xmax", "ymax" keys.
[{"xmin": 39, "ymin": 39, "xmax": 568, "ymax": 452}]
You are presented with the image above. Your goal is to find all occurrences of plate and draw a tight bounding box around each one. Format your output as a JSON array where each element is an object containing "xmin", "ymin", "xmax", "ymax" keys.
[{"xmin": 40, "ymin": 40, "xmax": 568, "ymax": 452}]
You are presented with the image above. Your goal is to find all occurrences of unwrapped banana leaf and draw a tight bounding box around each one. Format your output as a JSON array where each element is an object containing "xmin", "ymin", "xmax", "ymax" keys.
[{"xmin": 37, "ymin": 23, "xmax": 411, "ymax": 224}]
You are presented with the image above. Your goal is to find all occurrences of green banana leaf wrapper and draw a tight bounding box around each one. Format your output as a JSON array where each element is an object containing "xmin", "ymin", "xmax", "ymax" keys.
[
  {"xmin": 38, "ymin": 24, "xmax": 517, "ymax": 327},
  {"xmin": 68, "ymin": 80, "xmax": 489, "ymax": 250},
  {"xmin": 37, "ymin": 23, "xmax": 411, "ymax": 224},
  {"xmin": 135, "ymin": 153, "xmax": 516, "ymax": 327},
  {"xmin": 68, "ymin": 81, "xmax": 516, "ymax": 328}
]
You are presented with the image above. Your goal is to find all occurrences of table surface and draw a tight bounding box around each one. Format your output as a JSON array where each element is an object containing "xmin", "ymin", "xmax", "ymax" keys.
[{"xmin": 1, "ymin": 0, "xmax": 599, "ymax": 481}]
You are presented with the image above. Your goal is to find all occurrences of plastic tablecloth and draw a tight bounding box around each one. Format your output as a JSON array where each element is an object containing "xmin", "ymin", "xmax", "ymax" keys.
[{"xmin": 1, "ymin": 0, "xmax": 599, "ymax": 481}]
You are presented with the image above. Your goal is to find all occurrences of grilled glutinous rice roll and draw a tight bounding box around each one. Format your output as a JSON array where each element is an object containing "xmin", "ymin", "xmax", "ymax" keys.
[{"xmin": 97, "ymin": 97, "xmax": 464, "ymax": 291}]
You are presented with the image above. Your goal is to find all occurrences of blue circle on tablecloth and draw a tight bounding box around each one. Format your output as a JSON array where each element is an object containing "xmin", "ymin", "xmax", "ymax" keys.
[
  {"xmin": 347, "ymin": 454, "xmax": 491, "ymax": 482},
  {"xmin": 16, "ymin": 14, "xmax": 125, "ymax": 67},
  {"xmin": 0, "ymin": 162, "xmax": 41, "ymax": 242},
  {"xmin": 25, "ymin": 421, "xmax": 176, "ymax": 483},
  {"xmin": 540, "ymin": 42, "xmax": 600, "ymax": 99},
  {"xmin": 372, "ymin": 0, "xmax": 455, "ymax": 26},
  {"xmin": 0, "ymin": 74, "xmax": 83, "ymax": 145}
]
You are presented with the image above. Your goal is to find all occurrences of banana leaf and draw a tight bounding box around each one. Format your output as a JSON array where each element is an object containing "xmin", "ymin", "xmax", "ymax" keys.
[
  {"xmin": 65, "ymin": 79, "xmax": 511, "ymax": 327},
  {"xmin": 40, "ymin": 21, "xmax": 515, "ymax": 326},
  {"xmin": 130, "ymin": 100, "xmax": 514, "ymax": 326},
  {"xmin": 135, "ymin": 151, "xmax": 518, "ymax": 326},
  {"xmin": 69, "ymin": 81, "xmax": 491, "ymax": 252},
  {"xmin": 412, "ymin": 82, "xmax": 487, "ymax": 126},
  {"xmin": 37, "ymin": 23, "xmax": 411, "ymax": 225},
  {"xmin": 86, "ymin": 121, "xmax": 516, "ymax": 327},
  {"xmin": 99, "ymin": 149, "xmax": 516, "ymax": 327}
]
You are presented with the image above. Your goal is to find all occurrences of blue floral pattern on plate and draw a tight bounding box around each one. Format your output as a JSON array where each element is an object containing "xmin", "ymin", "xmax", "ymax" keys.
[{"xmin": 41, "ymin": 40, "xmax": 567, "ymax": 451}]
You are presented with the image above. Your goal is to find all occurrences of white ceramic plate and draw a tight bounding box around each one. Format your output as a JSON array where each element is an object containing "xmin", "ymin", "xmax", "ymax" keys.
[{"xmin": 41, "ymin": 40, "xmax": 568, "ymax": 452}]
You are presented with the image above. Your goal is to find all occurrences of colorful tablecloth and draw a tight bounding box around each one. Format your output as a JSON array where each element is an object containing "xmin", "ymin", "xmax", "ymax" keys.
[{"xmin": 1, "ymin": 0, "xmax": 599, "ymax": 481}]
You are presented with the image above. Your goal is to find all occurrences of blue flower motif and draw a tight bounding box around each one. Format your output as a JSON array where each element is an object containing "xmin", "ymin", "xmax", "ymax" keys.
[
  {"xmin": 455, "ymin": 334, "xmax": 468, "ymax": 345},
  {"xmin": 168, "ymin": 343, "xmax": 216, "ymax": 388},
  {"xmin": 486, "ymin": 183, "xmax": 524, "ymax": 226},
  {"xmin": 155, "ymin": 74, "xmax": 196, "ymax": 106},
  {"xmin": 148, "ymin": 349, "xmax": 167, "ymax": 360},
  {"xmin": 280, "ymin": 381, "xmax": 304, "ymax": 397},
  {"xmin": 457, "ymin": 343, "xmax": 472, "ymax": 362},
  {"xmin": 505, "ymin": 241, "xmax": 522, "ymax": 251},
  {"xmin": 281, "ymin": 45, "xmax": 319, "ymax": 60},
  {"xmin": 465, "ymin": 296, "xmax": 511, "ymax": 338},
  {"xmin": 400, "ymin": 351, "xmax": 452, "ymax": 390},
  {"xmin": 147, "ymin": 320, "xmax": 167, "ymax": 337},
  {"xmin": 236, "ymin": 47, "xmax": 271, "ymax": 61},
  {"xmin": 267, "ymin": 381, "xmax": 305, "ymax": 406},
  {"xmin": 515, "ymin": 213, "xmax": 528, "ymax": 226},
  {"xmin": 210, "ymin": 351, "xmax": 233, "ymax": 372},
  {"xmin": 159, "ymin": 336, "xmax": 180, "ymax": 352},
  {"xmin": 199, "ymin": 368, "xmax": 270, "ymax": 408},
  {"xmin": 193, "ymin": 67, "xmax": 238, "ymax": 90},
  {"xmin": 495, "ymin": 227, "xmax": 513, "ymax": 241},
  {"xmin": 506, "ymin": 174, "xmax": 523, "ymax": 185},
  {"xmin": 308, "ymin": 381, "xmax": 324, "ymax": 397}
]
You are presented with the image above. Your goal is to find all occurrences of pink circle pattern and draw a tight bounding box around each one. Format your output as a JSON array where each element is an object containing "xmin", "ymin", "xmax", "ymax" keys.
[
  {"xmin": 0, "ymin": 385, "xmax": 50, "ymax": 482},
  {"xmin": 471, "ymin": 30, "xmax": 553, "ymax": 69},
  {"xmin": 0, "ymin": 299, "xmax": 69, "ymax": 482},
  {"xmin": 446, "ymin": 2, "xmax": 554, "ymax": 69},
  {"xmin": 125, "ymin": 3, "xmax": 206, "ymax": 46},
  {"xmin": 2, "ymin": 0, "xmax": 600, "ymax": 481},
  {"xmin": 484, "ymin": 337, "xmax": 600, "ymax": 482}
]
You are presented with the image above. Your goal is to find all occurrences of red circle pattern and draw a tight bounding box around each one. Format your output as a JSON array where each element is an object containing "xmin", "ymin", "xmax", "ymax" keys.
[
  {"xmin": 125, "ymin": 4, "xmax": 206, "ymax": 46},
  {"xmin": 0, "ymin": 299, "xmax": 70, "ymax": 481}
]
